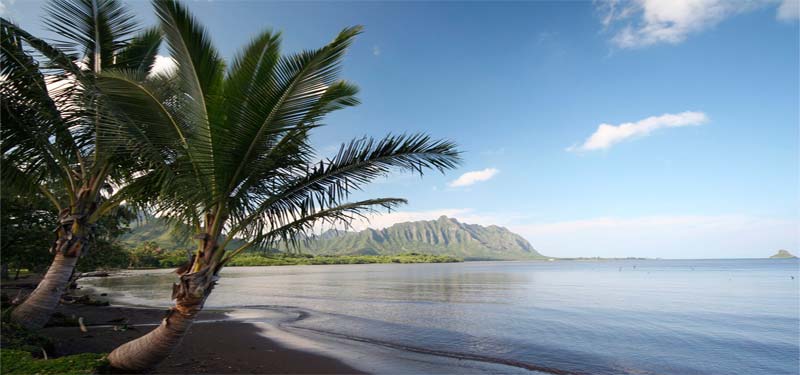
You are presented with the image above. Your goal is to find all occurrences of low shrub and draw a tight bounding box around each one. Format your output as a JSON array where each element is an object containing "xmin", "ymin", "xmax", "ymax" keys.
[{"xmin": 1, "ymin": 349, "xmax": 108, "ymax": 375}]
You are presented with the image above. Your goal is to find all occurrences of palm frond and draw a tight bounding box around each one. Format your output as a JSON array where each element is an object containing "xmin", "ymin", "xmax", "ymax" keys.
[
  {"xmin": 44, "ymin": 0, "xmax": 138, "ymax": 72},
  {"xmin": 226, "ymin": 133, "xmax": 460, "ymax": 244},
  {"xmin": 220, "ymin": 197, "xmax": 406, "ymax": 265},
  {"xmin": 0, "ymin": 17, "xmax": 83, "ymax": 76},
  {"xmin": 154, "ymin": 0, "xmax": 226, "ymax": 199},
  {"xmin": 0, "ymin": 21, "xmax": 85, "ymax": 200},
  {"xmin": 112, "ymin": 27, "xmax": 162, "ymax": 77},
  {"xmin": 218, "ymin": 27, "xmax": 363, "ymax": 203},
  {"xmin": 0, "ymin": 157, "xmax": 62, "ymax": 211}
]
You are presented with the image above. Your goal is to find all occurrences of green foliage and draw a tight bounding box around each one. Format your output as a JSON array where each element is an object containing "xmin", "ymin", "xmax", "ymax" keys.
[
  {"xmin": 225, "ymin": 253, "xmax": 461, "ymax": 267},
  {"xmin": 77, "ymin": 206, "xmax": 137, "ymax": 272},
  {"xmin": 75, "ymin": 241, "xmax": 130, "ymax": 272},
  {"xmin": 1, "ymin": 349, "xmax": 107, "ymax": 375},
  {"xmin": 126, "ymin": 242, "xmax": 163, "ymax": 268},
  {"xmin": 1, "ymin": 312, "xmax": 107, "ymax": 374},
  {"xmin": 157, "ymin": 249, "xmax": 190, "ymax": 268},
  {"xmin": 121, "ymin": 242, "xmax": 189, "ymax": 268},
  {"xmin": 0, "ymin": 195, "xmax": 56, "ymax": 277},
  {"xmin": 126, "ymin": 242, "xmax": 189, "ymax": 269},
  {"xmin": 0, "ymin": 319, "xmax": 53, "ymax": 357}
]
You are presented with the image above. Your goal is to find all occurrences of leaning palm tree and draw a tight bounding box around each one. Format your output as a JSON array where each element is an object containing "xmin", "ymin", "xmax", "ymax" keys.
[
  {"xmin": 1, "ymin": 0, "xmax": 162, "ymax": 329},
  {"xmin": 95, "ymin": 0, "xmax": 460, "ymax": 370}
]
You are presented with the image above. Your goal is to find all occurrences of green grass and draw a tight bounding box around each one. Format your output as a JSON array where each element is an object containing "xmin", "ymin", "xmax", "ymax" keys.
[
  {"xmin": 1, "ymin": 311, "xmax": 107, "ymax": 375},
  {"xmin": 1, "ymin": 349, "xmax": 108, "ymax": 375}
]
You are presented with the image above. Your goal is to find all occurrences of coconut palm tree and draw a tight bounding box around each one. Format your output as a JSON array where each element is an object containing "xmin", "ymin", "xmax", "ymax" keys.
[
  {"xmin": 0, "ymin": 0, "xmax": 162, "ymax": 329},
  {"xmin": 94, "ymin": 0, "xmax": 460, "ymax": 370}
]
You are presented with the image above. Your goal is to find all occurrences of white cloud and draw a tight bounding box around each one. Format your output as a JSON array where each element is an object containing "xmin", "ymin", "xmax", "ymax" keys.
[
  {"xmin": 597, "ymin": 0, "xmax": 784, "ymax": 48},
  {"xmin": 567, "ymin": 111, "xmax": 708, "ymax": 152},
  {"xmin": 448, "ymin": 168, "xmax": 499, "ymax": 187},
  {"xmin": 372, "ymin": 45, "xmax": 381, "ymax": 56},
  {"xmin": 778, "ymin": 0, "xmax": 800, "ymax": 20},
  {"xmin": 150, "ymin": 55, "xmax": 177, "ymax": 76}
]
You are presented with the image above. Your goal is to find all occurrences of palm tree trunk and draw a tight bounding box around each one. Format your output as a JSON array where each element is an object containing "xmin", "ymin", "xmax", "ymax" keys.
[
  {"xmin": 10, "ymin": 207, "xmax": 90, "ymax": 330},
  {"xmin": 107, "ymin": 267, "xmax": 216, "ymax": 372},
  {"xmin": 9, "ymin": 252, "xmax": 78, "ymax": 329}
]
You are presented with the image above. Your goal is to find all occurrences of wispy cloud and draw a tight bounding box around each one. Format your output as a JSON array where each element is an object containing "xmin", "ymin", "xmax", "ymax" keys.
[
  {"xmin": 372, "ymin": 45, "xmax": 381, "ymax": 56},
  {"xmin": 567, "ymin": 111, "xmax": 708, "ymax": 152},
  {"xmin": 778, "ymin": 0, "xmax": 800, "ymax": 21},
  {"xmin": 448, "ymin": 168, "xmax": 499, "ymax": 187},
  {"xmin": 597, "ymin": 0, "xmax": 791, "ymax": 49}
]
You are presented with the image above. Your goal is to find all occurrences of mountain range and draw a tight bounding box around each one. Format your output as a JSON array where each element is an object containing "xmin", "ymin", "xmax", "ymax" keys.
[{"xmin": 120, "ymin": 216, "xmax": 545, "ymax": 260}]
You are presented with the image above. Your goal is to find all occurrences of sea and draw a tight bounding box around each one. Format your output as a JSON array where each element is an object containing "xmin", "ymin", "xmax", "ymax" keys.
[{"xmin": 80, "ymin": 259, "xmax": 800, "ymax": 375}]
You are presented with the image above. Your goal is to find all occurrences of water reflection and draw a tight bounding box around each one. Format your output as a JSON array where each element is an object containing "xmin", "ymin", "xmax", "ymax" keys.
[{"xmin": 80, "ymin": 260, "xmax": 800, "ymax": 375}]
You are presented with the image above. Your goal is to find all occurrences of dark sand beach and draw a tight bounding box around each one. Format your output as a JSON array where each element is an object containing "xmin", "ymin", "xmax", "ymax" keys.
[{"xmin": 42, "ymin": 304, "xmax": 364, "ymax": 374}]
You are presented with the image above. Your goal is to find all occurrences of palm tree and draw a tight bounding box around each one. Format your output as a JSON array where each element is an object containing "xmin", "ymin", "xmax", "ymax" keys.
[
  {"xmin": 1, "ymin": 0, "xmax": 162, "ymax": 329},
  {"xmin": 95, "ymin": 0, "xmax": 461, "ymax": 370}
]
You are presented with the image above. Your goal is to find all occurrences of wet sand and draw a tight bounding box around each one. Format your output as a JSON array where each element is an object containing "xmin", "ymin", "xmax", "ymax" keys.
[{"xmin": 43, "ymin": 304, "xmax": 365, "ymax": 374}]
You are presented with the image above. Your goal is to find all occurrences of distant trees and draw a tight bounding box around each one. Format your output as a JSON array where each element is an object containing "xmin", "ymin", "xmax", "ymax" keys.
[{"xmin": 0, "ymin": 195, "xmax": 57, "ymax": 280}]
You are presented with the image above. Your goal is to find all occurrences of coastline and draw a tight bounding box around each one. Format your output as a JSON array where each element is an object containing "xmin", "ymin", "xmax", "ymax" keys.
[
  {"xmin": 43, "ymin": 303, "xmax": 540, "ymax": 375},
  {"xmin": 44, "ymin": 304, "xmax": 365, "ymax": 374}
]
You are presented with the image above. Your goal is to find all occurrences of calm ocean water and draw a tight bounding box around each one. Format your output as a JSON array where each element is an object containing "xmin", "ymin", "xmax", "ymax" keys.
[{"xmin": 83, "ymin": 259, "xmax": 799, "ymax": 375}]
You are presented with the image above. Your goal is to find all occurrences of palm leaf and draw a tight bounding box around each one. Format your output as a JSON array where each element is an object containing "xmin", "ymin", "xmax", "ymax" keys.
[
  {"xmin": 226, "ymin": 133, "xmax": 460, "ymax": 243},
  {"xmin": 220, "ymin": 197, "xmax": 406, "ymax": 265},
  {"xmin": 154, "ymin": 0, "xmax": 225, "ymax": 199},
  {"xmin": 44, "ymin": 0, "xmax": 138, "ymax": 72},
  {"xmin": 219, "ymin": 27, "xmax": 363, "ymax": 204},
  {"xmin": 112, "ymin": 27, "xmax": 162, "ymax": 77}
]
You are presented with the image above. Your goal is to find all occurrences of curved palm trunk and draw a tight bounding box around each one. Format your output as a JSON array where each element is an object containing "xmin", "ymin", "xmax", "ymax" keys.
[
  {"xmin": 108, "ymin": 266, "xmax": 216, "ymax": 372},
  {"xmin": 10, "ymin": 252, "xmax": 78, "ymax": 329},
  {"xmin": 10, "ymin": 207, "xmax": 90, "ymax": 330}
]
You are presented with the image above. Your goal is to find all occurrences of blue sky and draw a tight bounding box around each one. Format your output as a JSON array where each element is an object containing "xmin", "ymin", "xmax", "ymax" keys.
[{"xmin": 4, "ymin": 0, "xmax": 798, "ymax": 258}]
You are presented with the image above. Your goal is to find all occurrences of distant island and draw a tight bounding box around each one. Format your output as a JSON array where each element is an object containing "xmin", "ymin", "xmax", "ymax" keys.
[{"xmin": 769, "ymin": 249, "xmax": 797, "ymax": 259}]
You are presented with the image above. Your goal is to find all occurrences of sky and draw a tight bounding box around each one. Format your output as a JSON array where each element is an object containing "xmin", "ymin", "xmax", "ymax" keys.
[{"xmin": 3, "ymin": 0, "xmax": 798, "ymax": 259}]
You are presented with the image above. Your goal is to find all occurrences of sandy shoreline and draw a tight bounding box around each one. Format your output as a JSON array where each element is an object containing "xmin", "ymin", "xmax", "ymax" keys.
[
  {"xmin": 43, "ymin": 304, "xmax": 365, "ymax": 374},
  {"xmin": 9, "ymin": 270, "xmax": 547, "ymax": 375},
  {"xmin": 41, "ymin": 302, "xmax": 542, "ymax": 375}
]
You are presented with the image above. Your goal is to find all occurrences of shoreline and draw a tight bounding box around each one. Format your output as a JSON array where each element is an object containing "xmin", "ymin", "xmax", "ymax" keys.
[
  {"xmin": 43, "ymin": 304, "xmax": 366, "ymax": 374},
  {"xmin": 42, "ymin": 303, "xmax": 541, "ymax": 375}
]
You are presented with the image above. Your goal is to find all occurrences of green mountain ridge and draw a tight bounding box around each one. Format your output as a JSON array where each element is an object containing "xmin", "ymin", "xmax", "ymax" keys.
[
  {"xmin": 287, "ymin": 216, "xmax": 545, "ymax": 260},
  {"xmin": 120, "ymin": 216, "xmax": 545, "ymax": 260},
  {"xmin": 119, "ymin": 217, "xmax": 247, "ymax": 251}
]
